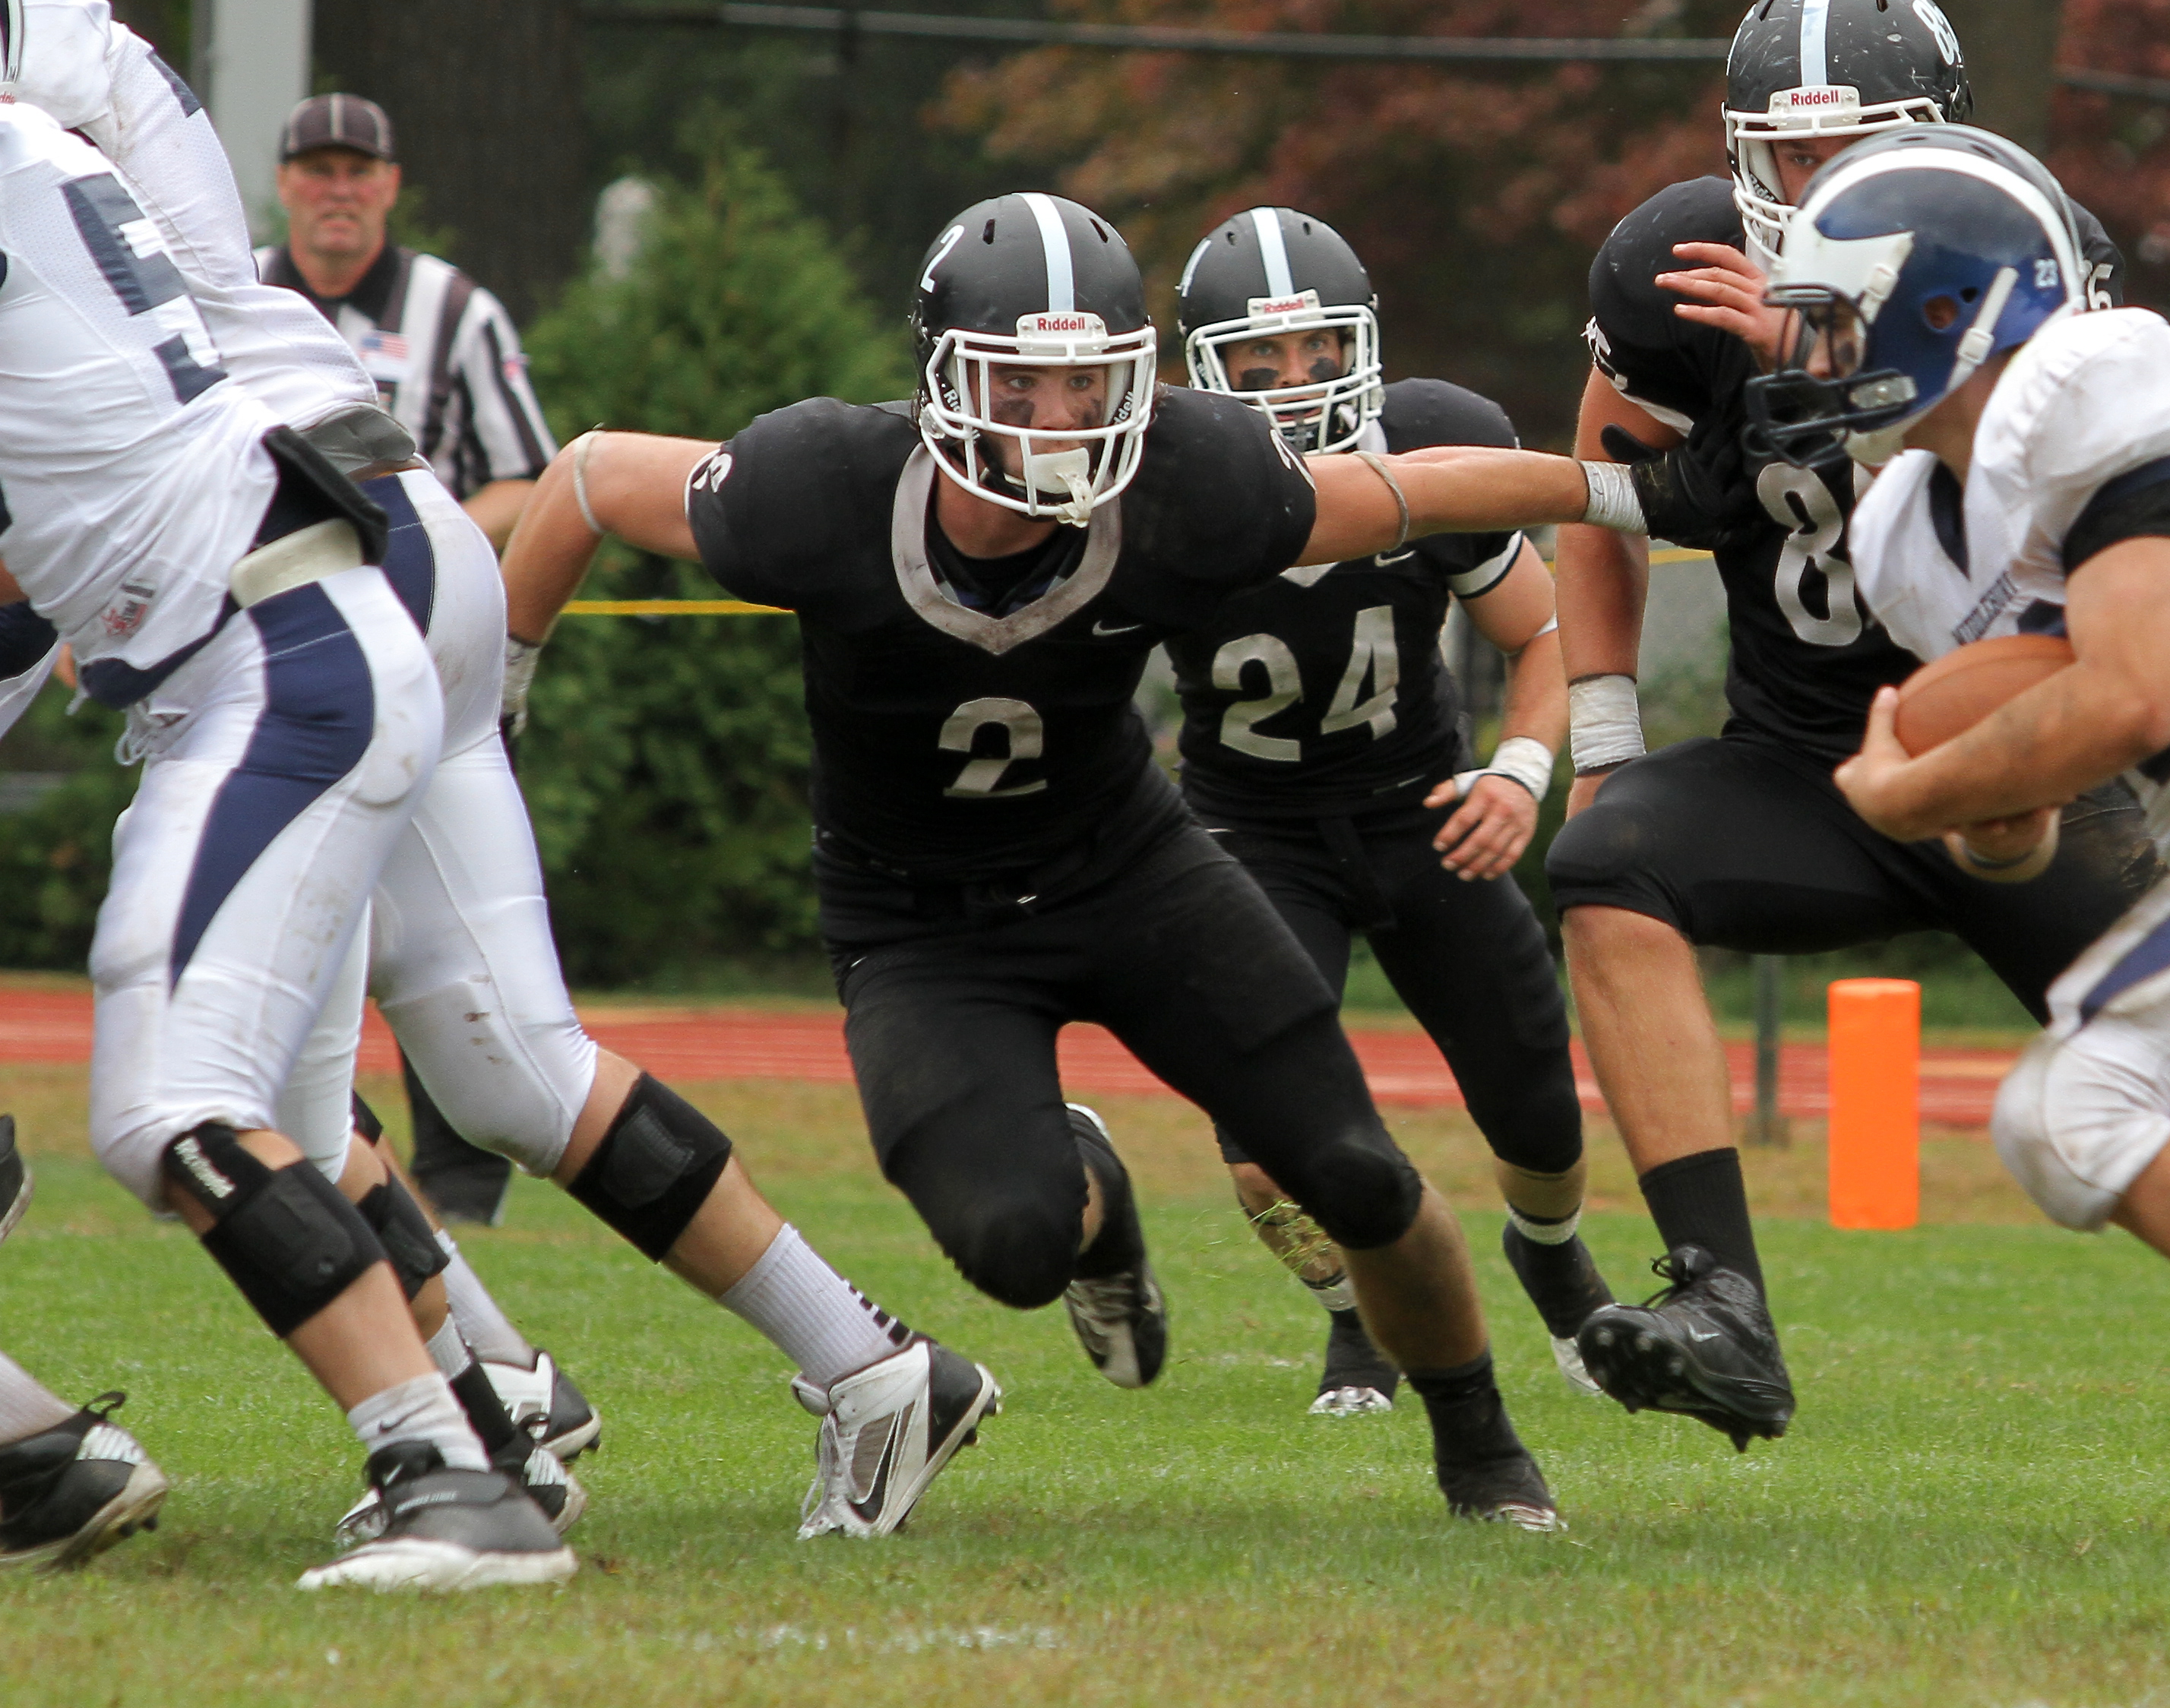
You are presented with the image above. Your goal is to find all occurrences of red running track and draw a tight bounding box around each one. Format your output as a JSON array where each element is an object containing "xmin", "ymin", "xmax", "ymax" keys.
[{"xmin": 0, "ymin": 985, "xmax": 2017, "ymax": 1126}]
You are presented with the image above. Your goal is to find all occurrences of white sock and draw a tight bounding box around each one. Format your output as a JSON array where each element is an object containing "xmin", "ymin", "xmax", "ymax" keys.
[
  {"xmin": 435, "ymin": 1231, "xmax": 535, "ymax": 1368},
  {"xmin": 346, "ymin": 1372, "xmax": 489, "ymax": 1473},
  {"xmin": 424, "ymin": 1315, "xmax": 474, "ymax": 1382},
  {"xmin": 0, "ymin": 1351, "xmax": 76, "ymax": 1444},
  {"xmin": 720, "ymin": 1224, "xmax": 910, "ymax": 1391}
]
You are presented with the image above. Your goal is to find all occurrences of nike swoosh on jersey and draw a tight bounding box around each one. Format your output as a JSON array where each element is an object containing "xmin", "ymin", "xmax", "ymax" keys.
[
  {"xmin": 1091, "ymin": 618, "xmax": 1144, "ymax": 636},
  {"xmin": 1373, "ymin": 549, "xmax": 1417, "ymax": 567}
]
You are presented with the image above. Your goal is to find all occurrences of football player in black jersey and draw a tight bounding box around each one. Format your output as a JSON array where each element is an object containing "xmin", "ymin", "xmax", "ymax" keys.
[
  {"xmin": 497, "ymin": 192, "xmax": 1651, "ymax": 1529},
  {"xmin": 1548, "ymin": 0, "xmax": 2160, "ymax": 1450},
  {"xmin": 1170, "ymin": 207, "xmax": 1613, "ymax": 1418}
]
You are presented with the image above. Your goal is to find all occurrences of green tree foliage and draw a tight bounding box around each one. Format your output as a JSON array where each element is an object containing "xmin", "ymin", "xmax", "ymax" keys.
[
  {"xmin": 517, "ymin": 145, "xmax": 913, "ymax": 983},
  {"xmin": 0, "ymin": 689, "xmax": 136, "ymax": 969}
]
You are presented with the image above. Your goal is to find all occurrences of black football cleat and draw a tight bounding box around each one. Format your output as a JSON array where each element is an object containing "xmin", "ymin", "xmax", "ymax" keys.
[
  {"xmin": 1575, "ymin": 1245, "xmax": 1795, "ymax": 1450},
  {"xmin": 299, "ymin": 1443, "xmax": 576, "ymax": 1591},
  {"xmin": 0, "ymin": 1115, "xmax": 30, "ymax": 1246},
  {"xmin": 1438, "ymin": 1449, "xmax": 1563, "ymax": 1533},
  {"xmin": 1501, "ymin": 1222, "xmax": 1614, "ymax": 1396},
  {"xmin": 1062, "ymin": 1105, "xmax": 1168, "ymax": 1389},
  {"xmin": 0, "ymin": 1393, "xmax": 169, "ymax": 1571},
  {"xmin": 482, "ymin": 1349, "xmax": 600, "ymax": 1462}
]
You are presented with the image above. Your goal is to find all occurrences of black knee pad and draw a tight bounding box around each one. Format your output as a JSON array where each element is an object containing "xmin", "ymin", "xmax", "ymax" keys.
[
  {"xmin": 566, "ymin": 1074, "xmax": 733, "ymax": 1261},
  {"xmin": 356, "ymin": 1174, "xmax": 448, "ymax": 1300},
  {"xmin": 163, "ymin": 1124, "xmax": 388, "ymax": 1338},
  {"xmin": 1277, "ymin": 1124, "xmax": 1425, "ymax": 1252}
]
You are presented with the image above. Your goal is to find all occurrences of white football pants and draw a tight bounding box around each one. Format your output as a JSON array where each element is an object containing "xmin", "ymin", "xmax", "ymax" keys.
[
  {"xmin": 275, "ymin": 470, "xmax": 598, "ymax": 1182},
  {"xmin": 1994, "ymin": 870, "xmax": 2170, "ymax": 1231},
  {"xmin": 90, "ymin": 565, "xmax": 441, "ymax": 1208}
]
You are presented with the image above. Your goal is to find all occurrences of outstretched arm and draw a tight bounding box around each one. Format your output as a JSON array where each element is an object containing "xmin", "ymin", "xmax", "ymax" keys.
[
  {"xmin": 1299, "ymin": 444, "xmax": 1600, "ymax": 569},
  {"xmin": 499, "ymin": 432, "xmax": 714, "ymax": 643}
]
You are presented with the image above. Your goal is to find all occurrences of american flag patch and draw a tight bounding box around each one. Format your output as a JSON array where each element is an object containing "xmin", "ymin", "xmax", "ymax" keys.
[{"xmin": 360, "ymin": 329, "xmax": 410, "ymax": 361}]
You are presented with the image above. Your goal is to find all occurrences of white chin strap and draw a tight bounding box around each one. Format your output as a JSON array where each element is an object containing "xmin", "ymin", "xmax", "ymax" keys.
[
  {"xmin": 1020, "ymin": 445, "xmax": 1096, "ymax": 527},
  {"xmin": 1846, "ymin": 266, "xmax": 2019, "ymax": 467}
]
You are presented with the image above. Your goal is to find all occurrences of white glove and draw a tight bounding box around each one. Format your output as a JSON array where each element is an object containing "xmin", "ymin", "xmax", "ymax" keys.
[{"xmin": 502, "ymin": 634, "xmax": 542, "ymax": 737}]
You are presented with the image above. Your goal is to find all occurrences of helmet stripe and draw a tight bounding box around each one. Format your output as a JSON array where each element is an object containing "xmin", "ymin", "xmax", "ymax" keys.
[
  {"xmin": 1798, "ymin": 0, "xmax": 1830, "ymax": 87},
  {"xmin": 1020, "ymin": 192, "xmax": 1076, "ymax": 312},
  {"xmin": 1250, "ymin": 207, "xmax": 1295, "ymax": 298}
]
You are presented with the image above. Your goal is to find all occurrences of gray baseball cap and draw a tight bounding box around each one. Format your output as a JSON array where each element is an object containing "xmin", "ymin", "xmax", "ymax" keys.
[{"xmin": 279, "ymin": 93, "xmax": 396, "ymax": 163}]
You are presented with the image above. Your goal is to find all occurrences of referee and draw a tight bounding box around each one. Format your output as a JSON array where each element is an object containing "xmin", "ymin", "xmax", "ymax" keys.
[
  {"xmin": 257, "ymin": 94, "xmax": 555, "ymax": 551},
  {"xmin": 259, "ymin": 93, "xmax": 551, "ymax": 1220}
]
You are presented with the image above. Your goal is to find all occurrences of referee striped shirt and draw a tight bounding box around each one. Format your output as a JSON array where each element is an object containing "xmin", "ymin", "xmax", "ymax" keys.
[{"xmin": 255, "ymin": 242, "xmax": 556, "ymax": 501}]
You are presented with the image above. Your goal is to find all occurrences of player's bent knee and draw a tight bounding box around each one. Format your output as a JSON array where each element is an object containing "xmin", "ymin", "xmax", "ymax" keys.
[
  {"xmin": 1992, "ymin": 1036, "xmax": 2170, "ymax": 1233},
  {"xmin": 565, "ymin": 1074, "xmax": 733, "ymax": 1261},
  {"xmin": 356, "ymin": 1173, "xmax": 449, "ymax": 1299},
  {"xmin": 1279, "ymin": 1128, "xmax": 1425, "ymax": 1252},
  {"xmin": 162, "ymin": 1124, "xmax": 390, "ymax": 1337},
  {"xmin": 935, "ymin": 1198, "xmax": 1081, "ymax": 1310}
]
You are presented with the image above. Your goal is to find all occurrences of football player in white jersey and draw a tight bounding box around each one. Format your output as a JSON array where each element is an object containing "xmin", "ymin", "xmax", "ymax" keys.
[
  {"xmin": 10, "ymin": 0, "xmax": 1006, "ymax": 1544},
  {"xmin": 0, "ymin": 13, "xmax": 577, "ymax": 1587},
  {"xmin": 1750, "ymin": 126, "xmax": 2170, "ymax": 1257}
]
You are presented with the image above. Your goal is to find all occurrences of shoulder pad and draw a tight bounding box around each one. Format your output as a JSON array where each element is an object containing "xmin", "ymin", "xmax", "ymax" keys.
[
  {"xmin": 1122, "ymin": 386, "xmax": 1317, "ymax": 587},
  {"xmin": 2066, "ymin": 197, "xmax": 2124, "ymax": 308},
  {"xmin": 1378, "ymin": 378, "xmax": 1517, "ymax": 453}
]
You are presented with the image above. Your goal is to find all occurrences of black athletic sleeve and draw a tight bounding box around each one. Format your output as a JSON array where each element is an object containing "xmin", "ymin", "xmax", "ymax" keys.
[
  {"xmin": 685, "ymin": 398, "xmax": 919, "ymax": 615},
  {"xmin": 1585, "ymin": 178, "xmax": 1743, "ymax": 430},
  {"xmin": 1378, "ymin": 377, "xmax": 1521, "ymax": 595},
  {"xmin": 1121, "ymin": 385, "xmax": 1318, "ymax": 590},
  {"xmin": 2062, "ymin": 456, "xmax": 2170, "ymax": 574},
  {"xmin": 2068, "ymin": 196, "xmax": 2125, "ymax": 308}
]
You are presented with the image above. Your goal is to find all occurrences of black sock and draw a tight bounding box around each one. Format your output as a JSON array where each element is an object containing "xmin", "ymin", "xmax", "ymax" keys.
[
  {"xmin": 1501, "ymin": 1217, "xmax": 1614, "ymax": 1340},
  {"xmin": 1637, "ymin": 1148, "xmax": 1763, "ymax": 1292},
  {"xmin": 447, "ymin": 1358, "xmax": 524, "ymax": 1461},
  {"xmin": 1071, "ymin": 1116, "xmax": 1143, "ymax": 1281},
  {"xmin": 1406, "ymin": 1351, "xmax": 1524, "ymax": 1470}
]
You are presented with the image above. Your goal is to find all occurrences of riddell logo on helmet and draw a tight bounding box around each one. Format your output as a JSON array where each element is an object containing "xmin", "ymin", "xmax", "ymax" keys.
[
  {"xmin": 1772, "ymin": 86, "xmax": 1861, "ymax": 114},
  {"xmin": 1247, "ymin": 289, "xmax": 1324, "ymax": 319},
  {"xmin": 1018, "ymin": 312, "xmax": 1106, "ymax": 337}
]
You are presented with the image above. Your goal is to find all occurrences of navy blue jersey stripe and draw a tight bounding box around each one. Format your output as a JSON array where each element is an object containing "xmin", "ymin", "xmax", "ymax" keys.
[{"xmin": 169, "ymin": 584, "xmax": 374, "ymax": 986}]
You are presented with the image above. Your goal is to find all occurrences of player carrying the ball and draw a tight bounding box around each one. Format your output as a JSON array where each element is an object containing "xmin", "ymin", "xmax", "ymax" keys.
[{"xmin": 1767, "ymin": 128, "xmax": 2170, "ymax": 1259}]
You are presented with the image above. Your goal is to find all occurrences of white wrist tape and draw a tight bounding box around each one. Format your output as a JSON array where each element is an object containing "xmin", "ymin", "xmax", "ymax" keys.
[
  {"xmin": 1568, "ymin": 674, "xmax": 1645, "ymax": 775},
  {"xmin": 1578, "ymin": 460, "xmax": 1647, "ymax": 533},
  {"xmin": 502, "ymin": 634, "xmax": 542, "ymax": 734},
  {"xmin": 1454, "ymin": 735, "xmax": 1556, "ymax": 805}
]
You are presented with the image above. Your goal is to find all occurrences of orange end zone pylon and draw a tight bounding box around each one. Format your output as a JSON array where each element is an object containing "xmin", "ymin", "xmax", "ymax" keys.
[{"xmin": 1827, "ymin": 978, "xmax": 1921, "ymax": 1230}]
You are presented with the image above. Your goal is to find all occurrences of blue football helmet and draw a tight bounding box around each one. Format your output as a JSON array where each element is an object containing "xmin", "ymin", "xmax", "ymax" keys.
[{"xmin": 1745, "ymin": 125, "xmax": 2081, "ymax": 467}]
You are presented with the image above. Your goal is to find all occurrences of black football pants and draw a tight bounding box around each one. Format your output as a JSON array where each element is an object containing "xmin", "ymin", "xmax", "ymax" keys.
[
  {"xmin": 1192, "ymin": 805, "xmax": 1582, "ymax": 1178},
  {"xmin": 1546, "ymin": 732, "xmax": 2161, "ymax": 1018},
  {"xmin": 829, "ymin": 822, "xmax": 1425, "ymax": 1310}
]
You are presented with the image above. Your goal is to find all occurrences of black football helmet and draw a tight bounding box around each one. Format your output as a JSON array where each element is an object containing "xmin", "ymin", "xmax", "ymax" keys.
[
  {"xmin": 1177, "ymin": 207, "xmax": 1382, "ymax": 454},
  {"xmin": 911, "ymin": 191, "xmax": 1157, "ymax": 527},
  {"xmin": 1725, "ymin": 0, "xmax": 1972, "ymax": 267}
]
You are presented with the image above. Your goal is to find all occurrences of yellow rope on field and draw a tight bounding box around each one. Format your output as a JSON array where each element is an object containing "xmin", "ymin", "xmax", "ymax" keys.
[{"xmin": 555, "ymin": 550, "xmax": 1713, "ymax": 617}]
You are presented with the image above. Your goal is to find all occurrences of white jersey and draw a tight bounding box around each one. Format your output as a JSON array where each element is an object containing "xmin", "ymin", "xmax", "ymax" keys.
[
  {"xmin": 1849, "ymin": 305, "xmax": 2170, "ymax": 845},
  {"xmin": 14, "ymin": 0, "xmax": 378, "ymax": 432},
  {"xmin": 0, "ymin": 101, "xmax": 280, "ymax": 701}
]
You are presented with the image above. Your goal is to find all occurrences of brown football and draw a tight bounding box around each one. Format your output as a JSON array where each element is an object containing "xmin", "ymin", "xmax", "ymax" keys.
[{"xmin": 1893, "ymin": 633, "xmax": 2076, "ymax": 756}]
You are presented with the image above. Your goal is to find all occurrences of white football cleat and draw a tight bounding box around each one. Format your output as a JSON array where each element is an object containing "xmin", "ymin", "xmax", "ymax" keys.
[
  {"xmin": 794, "ymin": 1338, "xmax": 1000, "ymax": 1540},
  {"xmin": 1308, "ymin": 1384, "xmax": 1394, "ymax": 1418},
  {"xmin": 299, "ymin": 1444, "xmax": 576, "ymax": 1593},
  {"xmin": 481, "ymin": 1349, "xmax": 599, "ymax": 1461}
]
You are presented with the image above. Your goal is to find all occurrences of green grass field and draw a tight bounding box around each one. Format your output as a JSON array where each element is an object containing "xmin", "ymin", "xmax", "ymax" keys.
[{"xmin": 3, "ymin": 1071, "xmax": 2168, "ymax": 1707}]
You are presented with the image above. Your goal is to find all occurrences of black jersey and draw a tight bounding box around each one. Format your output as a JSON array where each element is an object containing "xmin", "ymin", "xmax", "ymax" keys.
[
  {"xmin": 1586, "ymin": 175, "xmax": 2124, "ymax": 760},
  {"xmin": 1166, "ymin": 379, "xmax": 1521, "ymax": 820},
  {"xmin": 685, "ymin": 385, "xmax": 1318, "ymax": 906}
]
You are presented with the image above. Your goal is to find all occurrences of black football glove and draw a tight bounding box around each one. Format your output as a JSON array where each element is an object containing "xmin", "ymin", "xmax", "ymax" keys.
[{"xmin": 1602, "ymin": 419, "xmax": 1764, "ymax": 552}]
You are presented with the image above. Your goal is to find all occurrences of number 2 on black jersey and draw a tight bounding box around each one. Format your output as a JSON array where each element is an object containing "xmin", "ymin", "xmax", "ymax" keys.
[
  {"xmin": 1213, "ymin": 606, "xmax": 1401, "ymax": 763},
  {"xmin": 940, "ymin": 697, "xmax": 1048, "ymax": 797}
]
